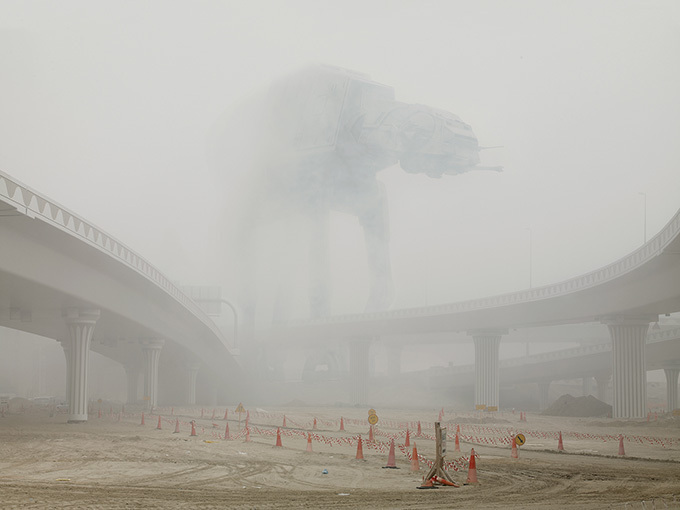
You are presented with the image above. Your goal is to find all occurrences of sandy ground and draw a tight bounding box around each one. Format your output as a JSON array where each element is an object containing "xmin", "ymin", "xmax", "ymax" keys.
[{"xmin": 1, "ymin": 405, "xmax": 679, "ymax": 509}]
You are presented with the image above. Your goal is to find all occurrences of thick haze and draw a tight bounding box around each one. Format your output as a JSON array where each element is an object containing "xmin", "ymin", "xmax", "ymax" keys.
[{"xmin": 2, "ymin": 0, "xmax": 679, "ymax": 324}]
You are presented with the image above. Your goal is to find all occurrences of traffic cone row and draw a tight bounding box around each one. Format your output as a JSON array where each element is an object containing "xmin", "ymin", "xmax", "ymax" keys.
[
  {"xmin": 466, "ymin": 448, "xmax": 479, "ymax": 484},
  {"xmin": 383, "ymin": 439, "xmax": 398, "ymax": 469},
  {"xmin": 355, "ymin": 435, "xmax": 364, "ymax": 460},
  {"xmin": 410, "ymin": 443, "xmax": 419, "ymax": 471}
]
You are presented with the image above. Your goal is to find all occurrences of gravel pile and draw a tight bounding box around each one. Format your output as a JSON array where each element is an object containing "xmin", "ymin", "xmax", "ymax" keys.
[{"xmin": 542, "ymin": 394, "xmax": 612, "ymax": 417}]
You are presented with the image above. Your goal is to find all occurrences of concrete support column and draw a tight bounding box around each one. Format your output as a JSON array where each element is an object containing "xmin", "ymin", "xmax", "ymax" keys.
[
  {"xmin": 386, "ymin": 345, "xmax": 403, "ymax": 377},
  {"xmin": 140, "ymin": 339, "xmax": 164, "ymax": 409},
  {"xmin": 187, "ymin": 362, "xmax": 201, "ymax": 405},
  {"xmin": 663, "ymin": 367, "xmax": 679, "ymax": 413},
  {"xmin": 349, "ymin": 339, "xmax": 371, "ymax": 406},
  {"xmin": 603, "ymin": 315, "xmax": 655, "ymax": 419},
  {"xmin": 594, "ymin": 372, "xmax": 611, "ymax": 403},
  {"xmin": 470, "ymin": 329, "xmax": 506, "ymax": 410},
  {"xmin": 538, "ymin": 381, "xmax": 551, "ymax": 410},
  {"xmin": 62, "ymin": 308, "xmax": 100, "ymax": 423},
  {"xmin": 582, "ymin": 376, "xmax": 593, "ymax": 397},
  {"xmin": 58, "ymin": 339, "xmax": 72, "ymax": 405},
  {"xmin": 125, "ymin": 363, "xmax": 140, "ymax": 404}
]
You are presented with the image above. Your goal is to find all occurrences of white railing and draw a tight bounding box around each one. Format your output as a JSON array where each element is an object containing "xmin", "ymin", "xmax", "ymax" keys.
[
  {"xmin": 0, "ymin": 170, "xmax": 226, "ymax": 344},
  {"xmin": 274, "ymin": 207, "xmax": 680, "ymax": 328}
]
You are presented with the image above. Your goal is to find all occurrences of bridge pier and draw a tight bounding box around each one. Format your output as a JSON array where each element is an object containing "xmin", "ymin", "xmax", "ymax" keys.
[
  {"xmin": 603, "ymin": 315, "xmax": 656, "ymax": 419},
  {"xmin": 349, "ymin": 338, "xmax": 371, "ymax": 406},
  {"xmin": 125, "ymin": 363, "xmax": 140, "ymax": 404},
  {"xmin": 594, "ymin": 372, "xmax": 611, "ymax": 404},
  {"xmin": 187, "ymin": 362, "xmax": 201, "ymax": 405},
  {"xmin": 62, "ymin": 308, "xmax": 100, "ymax": 423},
  {"xmin": 470, "ymin": 329, "xmax": 506, "ymax": 410},
  {"xmin": 537, "ymin": 381, "xmax": 551, "ymax": 410},
  {"xmin": 582, "ymin": 376, "xmax": 593, "ymax": 397},
  {"xmin": 140, "ymin": 339, "xmax": 164, "ymax": 409},
  {"xmin": 663, "ymin": 366, "xmax": 679, "ymax": 413}
]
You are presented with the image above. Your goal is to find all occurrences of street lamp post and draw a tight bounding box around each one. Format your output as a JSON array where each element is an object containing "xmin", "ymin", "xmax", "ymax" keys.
[{"xmin": 638, "ymin": 192, "xmax": 647, "ymax": 243}]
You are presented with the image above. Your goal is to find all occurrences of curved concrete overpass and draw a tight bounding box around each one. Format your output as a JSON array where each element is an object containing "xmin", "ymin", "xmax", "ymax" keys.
[
  {"xmin": 261, "ymin": 207, "xmax": 680, "ymax": 418},
  {"xmin": 0, "ymin": 170, "xmax": 240, "ymax": 419},
  {"xmin": 263, "ymin": 207, "xmax": 680, "ymax": 339}
]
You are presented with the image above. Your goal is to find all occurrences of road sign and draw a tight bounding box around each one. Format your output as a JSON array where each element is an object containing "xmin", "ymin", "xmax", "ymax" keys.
[
  {"xmin": 487, "ymin": 406, "xmax": 498, "ymax": 412},
  {"xmin": 475, "ymin": 404, "xmax": 486, "ymax": 410},
  {"xmin": 235, "ymin": 402, "xmax": 245, "ymax": 413},
  {"xmin": 515, "ymin": 433, "xmax": 526, "ymax": 446},
  {"xmin": 368, "ymin": 408, "xmax": 376, "ymax": 416},
  {"xmin": 368, "ymin": 413, "xmax": 378, "ymax": 425}
]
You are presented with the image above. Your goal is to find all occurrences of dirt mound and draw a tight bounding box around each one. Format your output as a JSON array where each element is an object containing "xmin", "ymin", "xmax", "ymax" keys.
[{"xmin": 542, "ymin": 394, "xmax": 612, "ymax": 417}]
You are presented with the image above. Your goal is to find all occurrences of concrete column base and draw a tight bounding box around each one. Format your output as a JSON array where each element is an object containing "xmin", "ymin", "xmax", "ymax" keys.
[{"xmin": 470, "ymin": 329, "xmax": 506, "ymax": 410}]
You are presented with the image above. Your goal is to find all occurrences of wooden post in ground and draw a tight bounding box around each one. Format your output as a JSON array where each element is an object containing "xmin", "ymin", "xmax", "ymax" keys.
[{"xmin": 423, "ymin": 422, "xmax": 456, "ymax": 484}]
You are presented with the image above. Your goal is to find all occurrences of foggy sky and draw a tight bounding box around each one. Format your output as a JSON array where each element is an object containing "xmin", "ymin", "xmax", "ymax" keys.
[{"xmin": 2, "ymin": 0, "xmax": 679, "ymax": 322}]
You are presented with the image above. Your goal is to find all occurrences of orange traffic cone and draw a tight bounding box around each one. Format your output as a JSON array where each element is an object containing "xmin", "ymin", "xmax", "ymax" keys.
[
  {"xmin": 405, "ymin": 429, "xmax": 410, "ymax": 447},
  {"xmin": 174, "ymin": 418, "xmax": 180, "ymax": 433},
  {"xmin": 355, "ymin": 435, "xmax": 364, "ymax": 460},
  {"xmin": 245, "ymin": 427, "xmax": 251, "ymax": 442},
  {"xmin": 411, "ymin": 443, "xmax": 420, "ymax": 471},
  {"xmin": 190, "ymin": 420, "xmax": 197, "ymax": 436},
  {"xmin": 618, "ymin": 435, "xmax": 625, "ymax": 456},
  {"xmin": 339, "ymin": 417, "xmax": 345, "ymax": 431},
  {"xmin": 511, "ymin": 435, "xmax": 518, "ymax": 458},
  {"xmin": 466, "ymin": 448, "xmax": 479, "ymax": 484},
  {"xmin": 455, "ymin": 431, "xmax": 461, "ymax": 452},
  {"xmin": 223, "ymin": 408, "xmax": 228, "ymax": 420},
  {"xmin": 436, "ymin": 476, "xmax": 460, "ymax": 487},
  {"xmin": 306, "ymin": 433, "xmax": 313, "ymax": 452},
  {"xmin": 283, "ymin": 415, "xmax": 287, "ymax": 428},
  {"xmin": 368, "ymin": 425, "xmax": 374, "ymax": 442},
  {"xmin": 140, "ymin": 412, "xmax": 145, "ymax": 426},
  {"xmin": 417, "ymin": 477, "xmax": 437, "ymax": 489},
  {"xmin": 156, "ymin": 415, "xmax": 162, "ymax": 430},
  {"xmin": 274, "ymin": 427, "xmax": 283, "ymax": 447},
  {"xmin": 224, "ymin": 421, "xmax": 230, "ymax": 439},
  {"xmin": 557, "ymin": 431, "xmax": 564, "ymax": 451},
  {"xmin": 313, "ymin": 417, "xmax": 317, "ymax": 429},
  {"xmin": 417, "ymin": 421, "xmax": 422, "ymax": 436},
  {"xmin": 383, "ymin": 439, "xmax": 398, "ymax": 469}
]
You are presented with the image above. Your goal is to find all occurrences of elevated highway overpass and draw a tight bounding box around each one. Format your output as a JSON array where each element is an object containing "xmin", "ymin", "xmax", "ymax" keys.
[
  {"xmin": 0, "ymin": 170, "xmax": 241, "ymax": 421},
  {"xmin": 261, "ymin": 207, "xmax": 680, "ymax": 418}
]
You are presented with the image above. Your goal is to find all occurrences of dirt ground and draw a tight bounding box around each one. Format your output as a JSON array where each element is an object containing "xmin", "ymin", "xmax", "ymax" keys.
[{"xmin": 1, "ymin": 405, "xmax": 679, "ymax": 509}]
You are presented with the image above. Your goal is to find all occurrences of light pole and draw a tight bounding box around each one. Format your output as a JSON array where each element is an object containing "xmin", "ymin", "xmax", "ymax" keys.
[
  {"xmin": 638, "ymin": 192, "xmax": 647, "ymax": 243},
  {"xmin": 525, "ymin": 227, "xmax": 533, "ymax": 288}
]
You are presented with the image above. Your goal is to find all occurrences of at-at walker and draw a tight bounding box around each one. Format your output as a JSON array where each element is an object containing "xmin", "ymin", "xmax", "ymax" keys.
[{"xmin": 233, "ymin": 65, "xmax": 500, "ymax": 324}]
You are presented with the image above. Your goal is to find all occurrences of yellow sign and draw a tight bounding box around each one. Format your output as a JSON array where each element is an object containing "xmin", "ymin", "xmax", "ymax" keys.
[
  {"xmin": 368, "ymin": 413, "xmax": 379, "ymax": 425},
  {"xmin": 97, "ymin": 399, "xmax": 102, "ymax": 404},
  {"xmin": 673, "ymin": 408, "xmax": 680, "ymax": 417},
  {"xmin": 515, "ymin": 433, "xmax": 526, "ymax": 446},
  {"xmin": 143, "ymin": 396, "xmax": 150, "ymax": 401},
  {"xmin": 368, "ymin": 408, "xmax": 376, "ymax": 416},
  {"xmin": 475, "ymin": 404, "xmax": 487, "ymax": 410},
  {"xmin": 487, "ymin": 406, "xmax": 498, "ymax": 412},
  {"xmin": 235, "ymin": 402, "xmax": 245, "ymax": 413}
]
